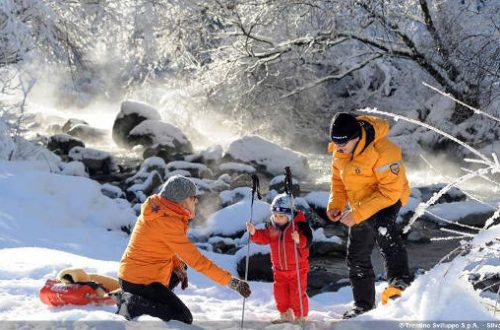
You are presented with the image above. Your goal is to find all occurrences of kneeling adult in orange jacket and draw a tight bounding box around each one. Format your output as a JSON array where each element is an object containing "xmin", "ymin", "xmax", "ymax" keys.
[{"xmin": 118, "ymin": 175, "xmax": 251, "ymax": 323}]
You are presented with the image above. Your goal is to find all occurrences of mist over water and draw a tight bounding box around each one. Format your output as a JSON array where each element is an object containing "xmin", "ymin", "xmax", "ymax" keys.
[{"xmin": 18, "ymin": 65, "xmax": 499, "ymax": 201}]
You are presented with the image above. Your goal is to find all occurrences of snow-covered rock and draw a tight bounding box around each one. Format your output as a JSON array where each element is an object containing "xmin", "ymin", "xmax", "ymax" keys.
[
  {"xmin": 62, "ymin": 118, "xmax": 89, "ymax": 133},
  {"xmin": 218, "ymin": 162, "xmax": 256, "ymax": 175},
  {"xmin": 305, "ymin": 191, "xmax": 330, "ymax": 209},
  {"xmin": 166, "ymin": 160, "xmax": 210, "ymax": 178},
  {"xmin": 59, "ymin": 161, "xmax": 88, "ymax": 177},
  {"xmin": 412, "ymin": 184, "xmax": 467, "ymax": 204},
  {"xmin": 127, "ymin": 170, "xmax": 163, "ymax": 202},
  {"xmin": 101, "ymin": 183, "xmax": 125, "ymax": 199},
  {"xmin": 66, "ymin": 124, "xmax": 108, "ymax": 143},
  {"xmin": 423, "ymin": 200, "xmax": 499, "ymax": 227},
  {"xmin": 112, "ymin": 100, "xmax": 161, "ymax": 148},
  {"xmin": 224, "ymin": 135, "xmax": 309, "ymax": 179},
  {"xmin": 219, "ymin": 187, "xmax": 253, "ymax": 207},
  {"xmin": 68, "ymin": 146, "xmax": 118, "ymax": 175},
  {"xmin": 185, "ymin": 145, "xmax": 224, "ymax": 166},
  {"xmin": 7, "ymin": 137, "xmax": 61, "ymax": 171},
  {"xmin": 128, "ymin": 120, "xmax": 193, "ymax": 154},
  {"xmin": 191, "ymin": 199, "xmax": 271, "ymax": 238},
  {"xmin": 268, "ymin": 174, "xmax": 300, "ymax": 196},
  {"xmin": 47, "ymin": 133, "xmax": 85, "ymax": 155},
  {"xmin": 311, "ymin": 228, "xmax": 346, "ymax": 257},
  {"xmin": 165, "ymin": 169, "xmax": 191, "ymax": 178},
  {"xmin": 235, "ymin": 242, "xmax": 272, "ymax": 282},
  {"xmin": 208, "ymin": 236, "xmax": 237, "ymax": 254}
]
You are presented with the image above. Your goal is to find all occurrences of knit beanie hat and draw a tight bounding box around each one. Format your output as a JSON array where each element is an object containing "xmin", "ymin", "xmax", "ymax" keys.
[
  {"xmin": 159, "ymin": 175, "xmax": 197, "ymax": 203},
  {"xmin": 329, "ymin": 112, "xmax": 361, "ymax": 144},
  {"xmin": 270, "ymin": 193, "xmax": 294, "ymax": 225}
]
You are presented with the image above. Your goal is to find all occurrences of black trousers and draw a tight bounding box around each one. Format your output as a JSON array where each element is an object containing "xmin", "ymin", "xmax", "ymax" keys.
[
  {"xmin": 118, "ymin": 277, "xmax": 193, "ymax": 324},
  {"xmin": 347, "ymin": 200, "xmax": 412, "ymax": 310}
]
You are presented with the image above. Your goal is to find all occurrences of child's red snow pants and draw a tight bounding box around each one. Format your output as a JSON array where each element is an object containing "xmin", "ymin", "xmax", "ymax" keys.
[{"xmin": 273, "ymin": 268, "xmax": 308, "ymax": 318}]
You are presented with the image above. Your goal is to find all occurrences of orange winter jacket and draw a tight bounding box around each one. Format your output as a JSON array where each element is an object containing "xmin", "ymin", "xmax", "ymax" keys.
[
  {"xmin": 327, "ymin": 115, "xmax": 410, "ymax": 224},
  {"xmin": 119, "ymin": 195, "xmax": 232, "ymax": 287}
]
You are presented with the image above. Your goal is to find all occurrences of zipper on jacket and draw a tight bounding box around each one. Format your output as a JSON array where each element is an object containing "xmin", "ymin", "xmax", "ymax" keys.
[
  {"xmin": 283, "ymin": 226, "xmax": 289, "ymax": 270},
  {"xmin": 277, "ymin": 231, "xmax": 284, "ymax": 270}
]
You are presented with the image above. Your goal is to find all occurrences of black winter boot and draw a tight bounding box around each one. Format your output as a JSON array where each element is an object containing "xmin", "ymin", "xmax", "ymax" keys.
[{"xmin": 342, "ymin": 306, "xmax": 371, "ymax": 319}]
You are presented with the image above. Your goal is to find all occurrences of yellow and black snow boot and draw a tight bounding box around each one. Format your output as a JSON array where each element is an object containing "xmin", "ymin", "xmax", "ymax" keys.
[{"xmin": 381, "ymin": 286, "xmax": 403, "ymax": 305}]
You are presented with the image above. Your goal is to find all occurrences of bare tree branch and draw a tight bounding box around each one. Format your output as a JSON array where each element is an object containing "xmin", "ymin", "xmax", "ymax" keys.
[{"xmin": 280, "ymin": 54, "xmax": 382, "ymax": 99}]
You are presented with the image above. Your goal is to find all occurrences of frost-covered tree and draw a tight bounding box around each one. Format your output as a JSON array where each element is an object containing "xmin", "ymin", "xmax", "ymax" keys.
[
  {"xmin": 1, "ymin": 0, "xmax": 498, "ymax": 154},
  {"xmin": 165, "ymin": 0, "xmax": 500, "ymax": 152}
]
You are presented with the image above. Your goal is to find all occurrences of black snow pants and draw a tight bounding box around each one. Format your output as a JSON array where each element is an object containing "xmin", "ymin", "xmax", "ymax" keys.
[
  {"xmin": 347, "ymin": 200, "xmax": 412, "ymax": 311},
  {"xmin": 117, "ymin": 275, "xmax": 193, "ymax": 324}
]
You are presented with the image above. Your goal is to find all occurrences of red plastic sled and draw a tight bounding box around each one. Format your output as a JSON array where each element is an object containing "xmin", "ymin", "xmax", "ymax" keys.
[{"xmin": 39, "ymin": 279, "xmax": 116, "ymax": 307}]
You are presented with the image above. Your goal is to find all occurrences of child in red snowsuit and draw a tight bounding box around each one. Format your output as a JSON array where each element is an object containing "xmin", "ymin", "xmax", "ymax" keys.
[{"xmin": 246, "ymin": 193, "xmax": 312, "ymax": 323}]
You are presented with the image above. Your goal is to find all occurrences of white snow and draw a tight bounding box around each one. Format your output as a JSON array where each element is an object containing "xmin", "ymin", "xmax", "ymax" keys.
[
  {"xmin": 225, "ymin": 135, "xmax": 309, "ymax": 179},
  {"xmin": 0, "ymin": 158, "xmax": 498, "ymax": 325},
  {"xmin": 0, "ymin": 161, "xmax": 136, "ymax": 260}
]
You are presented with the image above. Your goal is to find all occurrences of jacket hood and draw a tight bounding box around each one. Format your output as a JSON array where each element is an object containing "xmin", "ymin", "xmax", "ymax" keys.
[
  {"xmin": 293, "ymin": 210, "xmax": 307, "ymax": 223},
  {"xmin": 350, "ymin": 115, "xmax": 390, "ymax": 156},
  {"xmin": 357, "ymin": 115, "xmax": 390, "ymax": 142},
  {"xmin": 142, "ymin": 195, "xmax": 192, "ymax": 220}
]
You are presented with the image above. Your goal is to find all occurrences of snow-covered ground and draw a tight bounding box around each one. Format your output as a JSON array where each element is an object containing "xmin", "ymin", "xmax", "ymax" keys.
[{"xmin": 0, "ymin": 160, "xmax": 498, "ymax": 328}]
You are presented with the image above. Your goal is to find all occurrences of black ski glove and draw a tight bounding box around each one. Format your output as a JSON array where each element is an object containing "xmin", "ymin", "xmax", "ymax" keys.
[{"xmin": 227, "ymin": 277, "xmax": 251, "ymax": 298}]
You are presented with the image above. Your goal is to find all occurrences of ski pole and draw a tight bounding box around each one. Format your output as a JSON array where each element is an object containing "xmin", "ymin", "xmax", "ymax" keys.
[
  {"xmin": 241, "ymin": 174, "xmax": 261, "ymax": 329},
  {"xmin": 284, "ymin": 167, "xmax": 305, "ymax": 325}
]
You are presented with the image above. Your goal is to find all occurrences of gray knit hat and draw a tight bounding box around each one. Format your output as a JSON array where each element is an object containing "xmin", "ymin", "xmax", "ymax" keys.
[{"xmin": 159, "ymin": 175, "xmax": 197, "ymax": 203}]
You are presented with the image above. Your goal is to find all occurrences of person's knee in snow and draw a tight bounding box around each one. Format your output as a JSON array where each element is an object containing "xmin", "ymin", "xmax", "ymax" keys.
[{"xmin": 118, "ymin": 175, "xmax": 251, "ymax": 323}]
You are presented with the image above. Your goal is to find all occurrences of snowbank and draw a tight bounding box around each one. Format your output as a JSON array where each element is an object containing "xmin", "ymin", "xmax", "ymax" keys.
[{"xmin": 0, "ymin": 161, "xmax": 136, "ymax": 259}]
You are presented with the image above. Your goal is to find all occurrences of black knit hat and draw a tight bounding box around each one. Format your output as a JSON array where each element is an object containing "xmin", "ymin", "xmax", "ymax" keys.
[{"xmin": 329, "ymin": 112, "xmax": 361, "ymax": 144}]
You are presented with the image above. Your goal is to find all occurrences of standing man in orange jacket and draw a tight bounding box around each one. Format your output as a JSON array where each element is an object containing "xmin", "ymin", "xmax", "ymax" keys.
[
  {"xmin": 326, "ymin": 112, "xmax": 412, "ymax": 319},
  {"xmin": 118, "ymin": 175, "xmax": 251, "ymax": 323}
]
